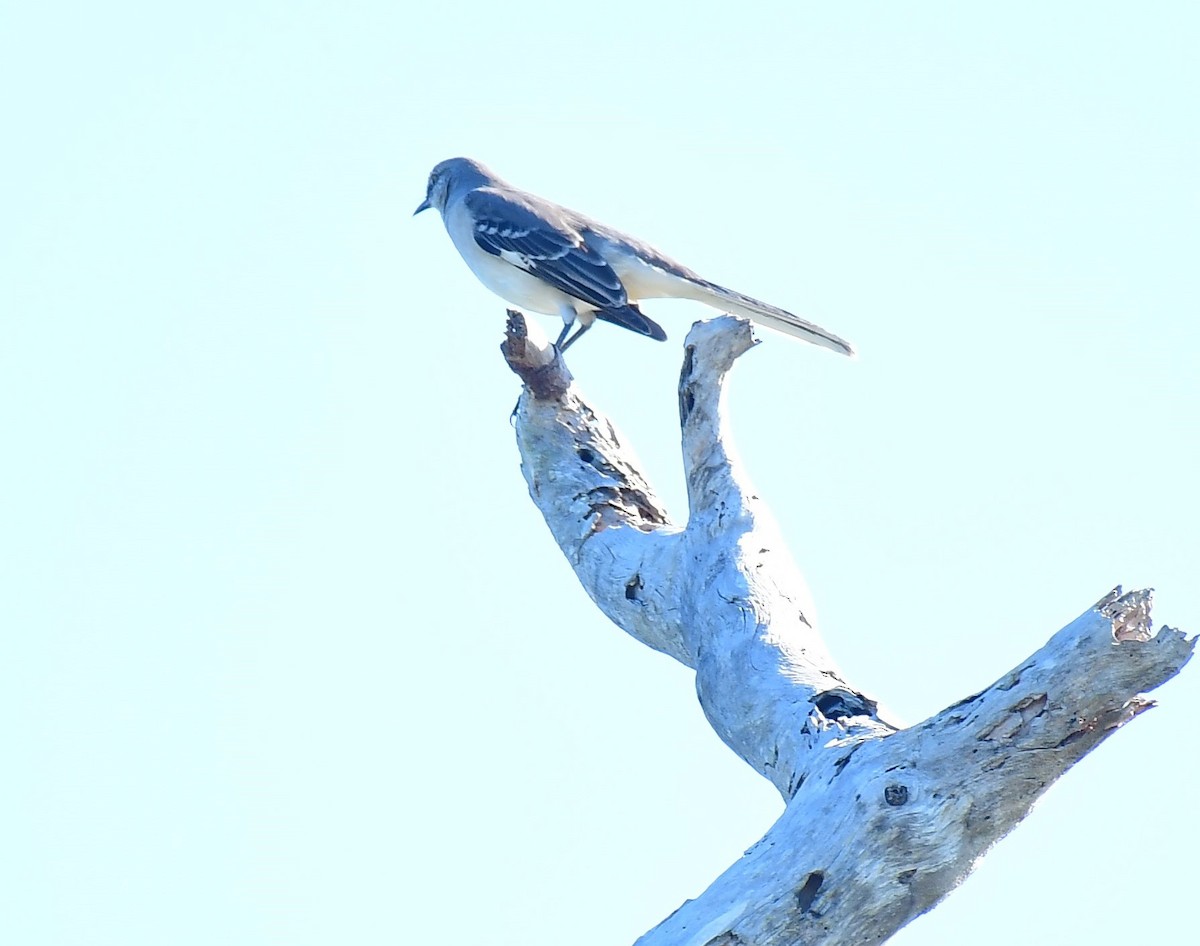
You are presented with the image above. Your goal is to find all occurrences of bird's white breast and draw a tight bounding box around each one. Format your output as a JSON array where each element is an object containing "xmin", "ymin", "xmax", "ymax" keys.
[{"xmin": 442, "ymin": 199, "xmax": 579, "ymax": 317}]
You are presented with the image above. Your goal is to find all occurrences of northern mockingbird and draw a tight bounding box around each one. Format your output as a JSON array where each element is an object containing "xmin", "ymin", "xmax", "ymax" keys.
[{"xmin": 414, "ymin": 157, "xmax": 855, "ymax": 355}]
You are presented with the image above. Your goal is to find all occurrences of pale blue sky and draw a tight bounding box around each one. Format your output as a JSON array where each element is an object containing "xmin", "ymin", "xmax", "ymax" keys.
[{"xmin": 2, "ymin": 3, "xmax": 1197, "ymax": 944}]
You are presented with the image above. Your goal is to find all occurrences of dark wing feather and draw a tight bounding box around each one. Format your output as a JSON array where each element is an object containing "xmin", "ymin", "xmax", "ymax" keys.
[
  {"xmin": 593, "ymin": 304, "xmax": 667, "ymax": 341},
  {"xmin": 465, "ymin": 188, "xmax": 627, "ymax": 310}
]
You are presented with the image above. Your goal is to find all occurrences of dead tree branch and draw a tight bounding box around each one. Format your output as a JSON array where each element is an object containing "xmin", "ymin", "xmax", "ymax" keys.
[{"xmin": 501, "ymin": 313, "xmax": 1193, "ymax": 946}]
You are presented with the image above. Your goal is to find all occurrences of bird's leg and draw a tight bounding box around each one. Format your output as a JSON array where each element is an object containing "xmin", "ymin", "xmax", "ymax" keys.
[
  {"xmin": 554, "ymin": 306, "xmax": 592, "ymax": 352},
  {"xmin": 554, "ymin": 318, "xmax": 574, "ymax": 350},
  {"xmin": 558, "ymin": 321, "xmax": 591, "ymax": 352}
]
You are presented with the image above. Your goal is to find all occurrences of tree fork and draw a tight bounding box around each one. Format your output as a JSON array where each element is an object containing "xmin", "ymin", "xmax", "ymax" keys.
[{"xmin": 501, "ymin": 313, "xmax": 1193, "ymax": 946}]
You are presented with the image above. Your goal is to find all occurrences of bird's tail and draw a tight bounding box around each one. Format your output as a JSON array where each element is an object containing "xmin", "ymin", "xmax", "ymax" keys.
[{"xmin": 681, "ymin": 279, "xmax": 855, "ymax": 356}]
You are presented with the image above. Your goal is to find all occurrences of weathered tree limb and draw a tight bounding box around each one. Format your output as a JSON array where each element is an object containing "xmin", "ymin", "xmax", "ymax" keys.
[{"xmin": 501, "ymin": 312, "xmax": 1194, "ymax": 946}]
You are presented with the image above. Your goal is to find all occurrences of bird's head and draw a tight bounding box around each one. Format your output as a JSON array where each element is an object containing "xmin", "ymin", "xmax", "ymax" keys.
[{"xmin": 414, "ymin": 157, "xmax": 495, "ymax": 216}]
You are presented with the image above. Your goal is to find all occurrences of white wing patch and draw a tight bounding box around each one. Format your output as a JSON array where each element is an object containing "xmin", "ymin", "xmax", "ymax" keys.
[
  {"xmin": 499, "ymin": 249, "xmax": 536, "ymax": 271},
  {"xmin": 478, "ymin": 222, "xmax": 533, "ymax": 240}
]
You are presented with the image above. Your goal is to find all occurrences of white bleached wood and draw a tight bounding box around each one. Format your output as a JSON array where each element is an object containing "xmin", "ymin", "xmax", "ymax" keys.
[{"xmin": 501, "ymin": 313, "xmax": 1194, "ymax": 945}]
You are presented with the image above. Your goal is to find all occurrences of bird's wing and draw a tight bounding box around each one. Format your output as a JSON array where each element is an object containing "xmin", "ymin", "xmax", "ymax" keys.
[
  {"xmin": 465, "ymin": 188, "xmax": 628, "ymax": 310},
  {"xmin": 592, "ymin": 304, "xmax": 667, "ymax": 341}
]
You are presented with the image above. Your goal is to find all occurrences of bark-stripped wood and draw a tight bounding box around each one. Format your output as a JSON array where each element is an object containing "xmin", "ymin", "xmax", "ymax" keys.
[{"xmin": 502, "ymin": 313, "xmax": 1193, "ymax": 945}]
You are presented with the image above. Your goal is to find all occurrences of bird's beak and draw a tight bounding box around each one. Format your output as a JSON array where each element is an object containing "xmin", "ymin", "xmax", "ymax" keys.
[{"xmin": 413, "ymin": 198, "xmax": 431, "ymax": 216}]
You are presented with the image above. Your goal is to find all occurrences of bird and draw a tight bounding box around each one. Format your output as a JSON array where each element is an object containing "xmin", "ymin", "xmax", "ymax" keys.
[{"xmin": 414, "ymin": 157, "xmax": 855, "ymax": 356}]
